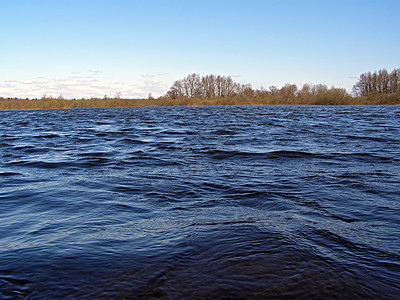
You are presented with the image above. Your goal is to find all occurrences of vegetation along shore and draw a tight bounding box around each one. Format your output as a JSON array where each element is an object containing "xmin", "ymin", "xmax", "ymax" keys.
[{"xmin": 1, "ymin": 68, "xmax": 399, "ymax": 110}]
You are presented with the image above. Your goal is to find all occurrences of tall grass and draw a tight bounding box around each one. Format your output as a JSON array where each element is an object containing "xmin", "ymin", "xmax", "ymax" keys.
[{"xmin": 1, "ymin": 92, "xmax": 399, "ymax": 111}]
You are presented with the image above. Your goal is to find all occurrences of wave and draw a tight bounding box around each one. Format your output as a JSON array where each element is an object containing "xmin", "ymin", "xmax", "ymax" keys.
[
  {"xmin": 0, "ymin": 172, "xmax": 23, "ymax": 176},
  {"xmin": 202, "ymin": 149, "xmax": 320, "ymax": 160},
  {"xmin": 1, "ymin": 106, "xmax": 399, "ymax": 298}
]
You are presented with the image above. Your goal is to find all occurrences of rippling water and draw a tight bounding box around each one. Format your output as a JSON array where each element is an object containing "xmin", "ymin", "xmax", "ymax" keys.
[{"xmin": 1, "ymin": 105, "xmax": 400, "ymax": 299}]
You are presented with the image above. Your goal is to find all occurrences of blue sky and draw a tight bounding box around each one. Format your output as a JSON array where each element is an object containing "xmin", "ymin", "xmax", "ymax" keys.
[{"xmin": 1, "ymin": 0, "xmax": 399, "ymax": 98}]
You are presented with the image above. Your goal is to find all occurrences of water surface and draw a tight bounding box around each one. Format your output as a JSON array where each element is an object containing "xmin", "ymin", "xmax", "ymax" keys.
[{"xmin": 1, "ymin": 106, "xmax": 400, "ymax": 298}]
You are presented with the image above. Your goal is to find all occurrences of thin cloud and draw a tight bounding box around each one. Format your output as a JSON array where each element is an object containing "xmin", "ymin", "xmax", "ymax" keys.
[
  {"xmin": 142, "ymin": 72, "xmax": 166, "ymax": 78},
  {"xmin": 88, "ymin": 70, "xmax": 101, "ymax": 74},
  {"xmin": 0, "ymin": 83, "xmax": 16, "ymax": 88},
  {"xmin": 0, "ymin": 71, "xmax": 169, "ymax": 99},
  {"xmin": 141, "ymin": 73, "xmax": 155, "ymax": 78},
  {"xmin": 77, "ymin": 78, "xmax": 98, "ymax": 83},
  {"xmin": 21, "ymin": 80, "xmax": 38, "ymax": 84},
  {"xmin": 139, "ymin": 79, "xmax": 169, "ymax": 96}
]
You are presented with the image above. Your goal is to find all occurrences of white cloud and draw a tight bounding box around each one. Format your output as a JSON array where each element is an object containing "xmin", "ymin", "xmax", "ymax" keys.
[
  {"xmin": 77, "ymin": 78, "xmax": 98, "ymax": 83},
  {"xmin": 139, "ymin": 79, "xmax": 169, "ymax": 96},
  {"xmin": 0, "ymin": 71, "xmax": 170, "ymax": 99},
  {"xmin": 142, "ymin": 72, "xmax": 166, "ymax": 78},
  {"xmin": 21, "ymin": 80, "xmax": 32, "ymax": 84},
  {"xmin": 141, "ymin": 73, "xmax": 155, "ymax": 78}
]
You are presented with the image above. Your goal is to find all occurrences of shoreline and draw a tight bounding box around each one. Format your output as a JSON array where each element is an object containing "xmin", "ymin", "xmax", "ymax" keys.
[{"xmin": 1, "ymin": 95, "xmax": 399, "ymax": 111}]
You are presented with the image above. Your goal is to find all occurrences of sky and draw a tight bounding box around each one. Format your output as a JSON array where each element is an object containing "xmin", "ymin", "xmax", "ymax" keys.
[{"xmin": 1, "ymin": 0, "xmax": 400, "ymax": 99}]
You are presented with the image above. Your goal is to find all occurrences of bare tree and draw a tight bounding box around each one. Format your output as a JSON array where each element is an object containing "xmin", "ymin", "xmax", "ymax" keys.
[
  {"xmin": 353, "ymin": 68, "xmax": 400, "ymax": 96},
  {"xmin": 268, "ymin": 86, "xmax": 279, "ymax": 96},
  {"xmin": 280, "ymin": 84, "xmax": 297, "ymax": 99},
  {"xmin": 166, "ymin": 80, "xmax": 185, "ymax": 99},
  {"xmin": 183, "ymin": 73, "xmax": 202, "ymax": 98},
  {"xmin": 165, "ymin": 73, "xmax": 256, "ymax": 99},
  {"xmin": 202, "ymin": 75, "xmax": 216, "ymax": 98},
  {"xmin": 389, "ymin": 69, "xmax": 399, "ymax": 93}
]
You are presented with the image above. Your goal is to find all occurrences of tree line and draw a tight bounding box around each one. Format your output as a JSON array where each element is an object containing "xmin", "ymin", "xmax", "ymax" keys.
[
  {"xmin": 164, "ymin": 73, "xmax": 351, "ymax": 103},
  {"xmin": 161, "ymin": 70, "xmax": 399, "ymax": 105},
  {"xmin": 166, "ymin": 73, "xmax": 254, "ymax": 99},
  {"xmin": 1, "ymin": 68, "xmax": 399, "ymax": 110},
  {"xmin": 352, "ymin": 68, "xmax": 400, "ymax": 96}
]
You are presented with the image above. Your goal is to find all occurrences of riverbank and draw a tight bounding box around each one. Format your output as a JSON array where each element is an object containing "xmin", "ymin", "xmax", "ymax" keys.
[{"xmin": 1, "ymin": 93, "xmax": 399, "ymax": 110}]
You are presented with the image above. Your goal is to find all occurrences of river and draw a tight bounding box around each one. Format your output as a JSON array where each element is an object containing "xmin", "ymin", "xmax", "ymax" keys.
[{"xmin": 1, "ymin": 105, "xmax": 399, "ymax": 298}]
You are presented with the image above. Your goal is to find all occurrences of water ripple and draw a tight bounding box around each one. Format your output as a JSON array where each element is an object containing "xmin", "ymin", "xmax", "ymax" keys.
[{"xmin": 0, "ymin": 106, "xmax": 399, "ymax": 298}]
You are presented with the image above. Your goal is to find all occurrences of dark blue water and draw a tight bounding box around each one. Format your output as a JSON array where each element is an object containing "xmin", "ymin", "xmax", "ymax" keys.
[{"xmin": 1, "ymin": 105, "xmax": 400, "ymax": 299}]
